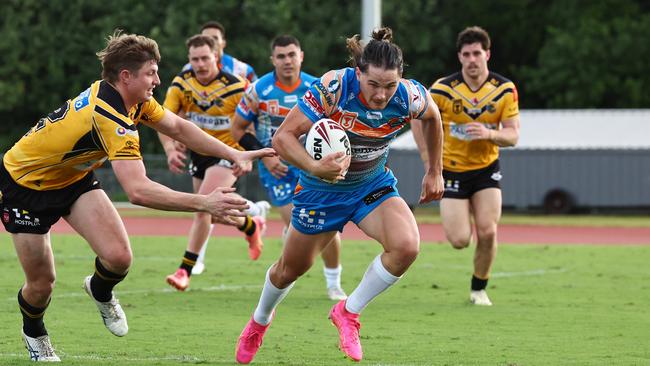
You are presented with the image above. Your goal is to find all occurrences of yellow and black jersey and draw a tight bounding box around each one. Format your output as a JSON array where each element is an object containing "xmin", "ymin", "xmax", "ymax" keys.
[
  {"xmin": 164, "ymin": 69, "xmax": 247, "ymax": 149},
  {"xmin": 430, "ymin": 71, "xmax": 519, "ymax": 172},
  {"xmin": 3, "ymin": 80, "xmax": 165, "ymax": 190}
]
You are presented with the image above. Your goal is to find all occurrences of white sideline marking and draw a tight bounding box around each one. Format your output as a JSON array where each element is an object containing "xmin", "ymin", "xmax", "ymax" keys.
[
  {"xmin": 491, "ymin": 268, "xmax": 568, "ymax": 278},
  {"xmin": 4, "ymin": 284, "xmax": 260, "ymax": 302}
]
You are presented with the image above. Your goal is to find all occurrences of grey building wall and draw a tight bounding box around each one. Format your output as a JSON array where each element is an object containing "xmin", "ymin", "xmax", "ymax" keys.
[{"xmin": 387, "ymin": 148, "xmax": 650, "ymax": 211}]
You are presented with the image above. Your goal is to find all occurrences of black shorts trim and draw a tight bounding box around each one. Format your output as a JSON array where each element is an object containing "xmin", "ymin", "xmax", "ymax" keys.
[
  {"xmin": 188, "ymin": 150, "xmax": 233, "ymax": 179},
  {"xmin": 0, "ymin": 162, "xmax": 102, "ymax": 234},
  {"xmin": 442, "ymin": 159, "xmax": 501, "ymax": 199}
]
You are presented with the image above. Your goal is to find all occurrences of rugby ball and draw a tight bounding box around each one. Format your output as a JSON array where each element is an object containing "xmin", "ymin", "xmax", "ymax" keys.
[{"xmin": 305, "ymin": 118, "xmax": 351, "ymax": 183}]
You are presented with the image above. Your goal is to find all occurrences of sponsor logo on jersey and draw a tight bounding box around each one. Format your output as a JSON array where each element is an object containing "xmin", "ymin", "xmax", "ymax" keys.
[
  {"xmin": 284, "ymin": 95, "xmax": 298, "ymax": 104},
  {"xmin": 302, "ymin": 90, "xmax": 325, "ymax": 118},
  {"xmin": 393, "ymin": 96, "xmax": 407, "ymax": 110},
  {"xmin": 314, "ymin": 81, "xmax": 334, "ymax": 106},
  {"xmin": 449, "ymin": 122, "xmax": 472, "ymax": 141},
  {"xmin": 262, "ymin": 84, "xmax": 274, "ymax": 97},
  {"xmin": 366, "ymin": 111, "xmax": 382, "ymax": 120},
  {"xmin": 327, "ymin": 79, "xmax": 340, "ymax": 93},
  {"xmin": 189, "ymin": 113, "xmax": 231, "ymax": 131},
  {"xmin": 351, "ymin": 145, "xmax": 388, "ymax": 161},
  {"xmin": 74, "ymin": 87, "xmax": 91, "ymax": 111}
]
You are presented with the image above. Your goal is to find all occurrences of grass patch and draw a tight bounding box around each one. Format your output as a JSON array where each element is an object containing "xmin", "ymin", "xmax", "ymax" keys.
[{"xmin": 1, "ymin": 233, "xmax": 649, "ymax": 365}]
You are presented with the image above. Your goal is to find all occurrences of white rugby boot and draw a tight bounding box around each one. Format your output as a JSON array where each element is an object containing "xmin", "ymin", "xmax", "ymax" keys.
[
  {"xmin": 470, "ymin": 290, "xmax": 493, "ymax": 306},
  {"xmin": 22, "ymin": 330, "xmax": 60, "ymax": 362},
  {"xmin": 83, "ymin": 276, "xmax": 129, "ymax": 336}
]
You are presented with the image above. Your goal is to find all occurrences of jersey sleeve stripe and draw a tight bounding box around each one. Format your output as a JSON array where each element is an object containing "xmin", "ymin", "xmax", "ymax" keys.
[
  {"xmin": 170, "ymin": 81, "xmax": 185, "ymax": 90},
  {"xmin": 429, "ymin": 88, "xmax": 453, "ymax": 100},
  {"xmin": 219, "ymin": 87, "xmax": 245, "ymax": 99},
  {"xmin": 94, "ymin": 105, "xmax": 137, "ymax": 131},
  {"xmin": 131, "ymin": 103, "xmax": 143, "ymax": 121},
  {"xmin": 491, "ymin": 88, "xmax": 514, "ymax": 103}
]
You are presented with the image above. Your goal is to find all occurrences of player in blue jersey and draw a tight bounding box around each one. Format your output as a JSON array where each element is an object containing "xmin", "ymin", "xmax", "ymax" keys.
[
  {"xmin": 231, "ymin": 35, "xmax": 347, "ymax": 301},
  {"xmin": 235, "ymin": 28, "xmax": 445, "ymax": 364}
]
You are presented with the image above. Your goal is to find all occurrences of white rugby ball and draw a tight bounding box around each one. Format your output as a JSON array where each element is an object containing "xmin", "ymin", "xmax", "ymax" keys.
[{"xmin": 305, "ymin": 118, "xmax": 351, "ymax": 182}]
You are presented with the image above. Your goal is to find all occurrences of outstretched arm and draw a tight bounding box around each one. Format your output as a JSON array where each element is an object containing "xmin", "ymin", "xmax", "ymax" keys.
[
  {"xmin": 145, "ymin": 110, "xmax": 275, "ymax": 172},
  {"xmin": 111, "ymin": 158, "xmax": 248, "ymax": 220}
]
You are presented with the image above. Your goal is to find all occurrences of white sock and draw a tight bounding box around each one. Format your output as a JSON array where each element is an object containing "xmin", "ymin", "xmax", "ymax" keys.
[
  {"xmin": 245, "ymin": 200, "xmax": 261, "ymax": 217},
  {"xmin": 323, "ymin": 265, "xmax": 342, "ymax": 289},
  {"xmin": 253, "ymin": 267, "xmax": 295, "ymax": 325},
  {"xmin": 345, "ymin": 254, "xmax": 400, "ymax": 314},
  {"xmin": 196, "ymin": 225, "xmax": 213, "ymax": 264}
]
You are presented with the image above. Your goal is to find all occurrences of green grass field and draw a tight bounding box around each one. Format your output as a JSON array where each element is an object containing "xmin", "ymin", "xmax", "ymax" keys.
[{"xmin": 1, "ymin": 233, "xmax": 649, "ymax": 365}]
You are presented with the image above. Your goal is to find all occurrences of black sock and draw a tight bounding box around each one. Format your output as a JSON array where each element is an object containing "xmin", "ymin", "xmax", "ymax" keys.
[
  {"xmin": 180, "ymin": 251, "xmax": 199, "ymax": 276},
  {"xmin": 18, "ymin": 289, "xmax": 48, "ymax": 338},
  {"xmin": 471, "ymin": 275, "xmax": 488, "ymax": 291},
  {"xmin": 90, "ymin": 257, "xmax": 127, "ymax": 302},
  {"xmin": 238, "ymin": 215, "xmax": 256, "ymax": 236}
]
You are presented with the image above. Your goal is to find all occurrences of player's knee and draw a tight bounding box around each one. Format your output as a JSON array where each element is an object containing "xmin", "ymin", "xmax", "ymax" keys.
[
  {"xmin": 102, "ymin": 248, "xmax": 133, "ymax": 273},
  {"xmin": 273, "ymin": 263, "xmax": 307, "ymax": 286},
  {"xmin": 30, "ymin": 276, "xmax": 56, "ymax": 300},
  {"xmin": 394, "ymin": 236, "xmax": 420, "ymax": 264},
  {"xmin": 448, "ymin": 234, "xmax": 471, "ymax": 249},
  {"xmin": 476, "ymin": 224, "xmax": 497, "ymax": 243}
]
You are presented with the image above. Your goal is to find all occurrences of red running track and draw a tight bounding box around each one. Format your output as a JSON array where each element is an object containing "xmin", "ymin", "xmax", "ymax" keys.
[{"xmin": 38, "ymin": 217, "xmax": 650, "ymax": 245}]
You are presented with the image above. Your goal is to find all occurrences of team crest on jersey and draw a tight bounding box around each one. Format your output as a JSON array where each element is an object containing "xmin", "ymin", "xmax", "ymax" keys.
[
  {"xmin": 340, "ymin": 111, "xmax": 358, "ymax": 130},
  {"xmin": 183, "ymin": 90, "xmax": 193, "ymax": 104},
  {"xmin": 487, "ymin": 103, "xmax": 496, "ymax": 113},
  {"xmin": 116, "ymin": 127, "xmax": 126, "ymax": 136},
  {"xmin": 452, "ymin": 99, "xmax": 463, "ymax": 114}
]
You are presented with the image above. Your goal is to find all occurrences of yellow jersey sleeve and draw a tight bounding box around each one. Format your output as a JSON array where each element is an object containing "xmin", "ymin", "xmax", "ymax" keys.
[
  {"xmin": 131, "ymin": 98, "xmax": 165, "ymax": 125},
  {"xmin": 502, "ymin": 82, "xmax": 519, "ymax": 119},
  {"xmin": 163, "ymin": 75, "xmax": 186, "ymax": 114},
  {"xmin": 92, "ymin": 105, "xmax": 142, "ymax": 161}
]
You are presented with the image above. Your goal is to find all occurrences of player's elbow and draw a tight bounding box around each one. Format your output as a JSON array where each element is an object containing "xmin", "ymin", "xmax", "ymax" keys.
[
  {"xmin": 123, "ymin": 185, "xmax": 149, "ymax": 207},
  {"xmin": 505, "ymin": 133, "xmax": 519, "ymax": 147},
  {"xmin": 271, "ymin": 133, "xmax": 287, "ymax": 157}
]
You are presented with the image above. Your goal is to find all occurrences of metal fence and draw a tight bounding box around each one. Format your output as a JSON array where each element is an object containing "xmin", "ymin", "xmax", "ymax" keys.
[{"xmin": 388, "ymin": 148, "xmax": 650, "ymax": 213}]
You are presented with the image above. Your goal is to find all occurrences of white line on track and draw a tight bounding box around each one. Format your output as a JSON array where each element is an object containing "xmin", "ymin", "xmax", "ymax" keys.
[{"xmin": 491, "ymin": 268, "xmax": 568, "ymax": 278}]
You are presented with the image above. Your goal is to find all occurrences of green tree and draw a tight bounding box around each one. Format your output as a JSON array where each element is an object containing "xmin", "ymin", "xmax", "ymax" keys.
[{"xmin": 521, "ymin": 0, "xmax": 650, "ymax": 107}]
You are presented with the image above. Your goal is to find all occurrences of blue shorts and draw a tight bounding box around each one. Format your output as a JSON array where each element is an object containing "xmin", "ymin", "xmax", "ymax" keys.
[
  {"xmin": 291, "ymin": 168, "xmax": 400, "ymax": 234},
  {"xmin": 259, "ymin": 164, "xmax": 301, "ymax": 207}
]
